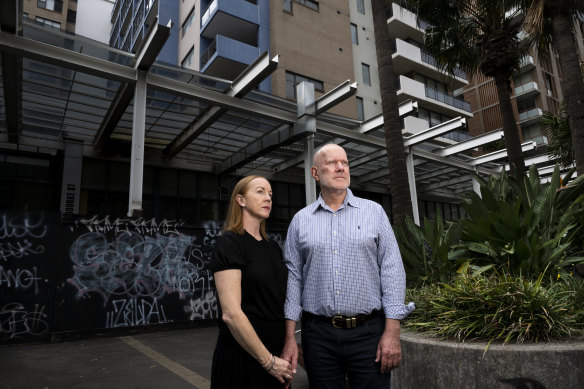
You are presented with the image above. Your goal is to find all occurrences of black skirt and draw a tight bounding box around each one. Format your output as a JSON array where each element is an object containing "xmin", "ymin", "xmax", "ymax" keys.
[{"xmin": 211, "ymin": 320, "xmax": 286, "ymax": 389}]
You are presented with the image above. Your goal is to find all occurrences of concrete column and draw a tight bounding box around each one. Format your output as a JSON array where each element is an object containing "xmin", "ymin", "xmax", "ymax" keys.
[
  {"xmin": 60, "ymin": 139, "xmax": 83, "ymax": 216},
  {"xmin": 128, "ymin": 70, "xmax": 147, "ymax": 217},
  {"xmin": 405, "ymin": 148, "xmax": 419, "ymax": 225},
  {"xmin": 297, "ymin": 81, "xmax": 317, "ymax": 205}
]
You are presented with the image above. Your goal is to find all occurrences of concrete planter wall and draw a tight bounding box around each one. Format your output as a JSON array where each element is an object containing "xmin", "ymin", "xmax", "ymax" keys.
[{"xmin": 391, "ymin": 331, "xmax": 584, "ymax": 389}]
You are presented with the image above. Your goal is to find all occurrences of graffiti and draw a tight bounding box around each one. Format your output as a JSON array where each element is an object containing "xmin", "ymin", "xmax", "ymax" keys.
[
  {"xmin": 0, "ymin": 213, "xmax": 47, "ymax": 240},
  {"xmin": 72, "ymin": 215, "xmax": 184, "ymax": 235},
  {"xmin": 0, "ymin": 266, "xmax": 42, "ymax": 293},
  {"xmin": 67, "ymin": 231, "xmax": 214, "ymax": 305},
  {"xmin": 0, "ymin": 240, "xmax": 45, "ymax": 262},
  {"xmin": 0, "ymin": 303, "xmax": 49, "ymax": 339},
  {"xmin": 186, "ymin": 290, "xmax": 218, "ymax": 320},
  {"xmin": 106, "ymin": 298, "xmax": 169, "ymax": 328}
]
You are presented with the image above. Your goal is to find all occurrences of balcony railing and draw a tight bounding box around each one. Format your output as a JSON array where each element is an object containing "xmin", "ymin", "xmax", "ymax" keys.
[
  {"xmin": 425, "ymin": 86, "xmax": 472, "ymax": 112},
  {"xmin": 514, "ymin": 81, "xmax": 538, "ymax": 96},
  {"xmin": 420, "ymin": 50, "xmax": 467, "ymax": 80},
  {"xmin": 518, "ymin": 107, "xmax": 543, "ymax": 122},
  {"xmin": 202, "ymin": 0, "xmax": 219, "ymax": 26},
  {"xmin": 200, "ymin": 39, "xmax": 218, "ymax": 68}
]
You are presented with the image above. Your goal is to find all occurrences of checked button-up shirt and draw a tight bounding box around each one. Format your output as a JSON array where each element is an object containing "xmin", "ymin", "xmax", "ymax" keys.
[{"xmin": 284, "ymin": 188, "xmax": 415, "ymax": 321}]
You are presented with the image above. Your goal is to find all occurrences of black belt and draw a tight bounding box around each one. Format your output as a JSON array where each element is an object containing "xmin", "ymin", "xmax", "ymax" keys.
[{"xmin": 302, "ymin": 310, "xmax": 382, "ymax": 329}]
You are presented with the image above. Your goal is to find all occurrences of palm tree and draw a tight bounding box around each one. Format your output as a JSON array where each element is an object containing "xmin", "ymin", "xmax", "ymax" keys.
[
  {"xmin": 400, "ymin": 0, "xmax": 530, "ymax": 178},
  {"xmin": 540, "ymin": 102, "xmax": 575, "ymax": 168},
  {"xmin": 371, "ymin": 0, "xmax": 413, "ymax": 226},
  {"xmin": 525, "ymin": 0, "xmax": 584, "ymax": 176}
]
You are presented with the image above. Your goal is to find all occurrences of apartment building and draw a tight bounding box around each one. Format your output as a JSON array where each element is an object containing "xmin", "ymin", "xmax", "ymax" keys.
[
  {"xmin": 462, "ymin": 48, "xmax": 563, "ymax": 148},
  {"xmin": 22, "ymin": 0, "xmax": 78, "ymax": 32}
]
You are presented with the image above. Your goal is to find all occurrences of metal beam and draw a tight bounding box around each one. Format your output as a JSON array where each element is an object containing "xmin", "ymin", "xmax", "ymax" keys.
[
  {"xmin": 162, "ymin": 54, "xmax": 280, "ymax": 158},
  {"xmin": 403, "ymin": 117, "xmax": 466, "ymax": 147},
  {"xmin": 133, "ymin": 20, "xmax": 171, "ymax": 71},
  {"xmin": 412, "ymin": 148, "xmax": 498, "ymax": 175},
  {"xmin": 216, "ymin": 124, "xmax": 313, "ymax": 174},
  {"xmin": 229, "ymin": 52, "xmax": 279, "ymax": 97},
  {"xmin": 434, "ymin": 130, "xmax": 504, "ymax": 157},
  {"xmin": 419, "ymin": 175, "xmax": 473, "ymax": 192},
  {"xmin": 313, "ymin": 80, "xmax": 357, "ymax": 115},
  {"xmin": 502, "ymin": 153, "xmax": 553, "ymax": 171},
  {"xmin": 470, "ymin": 141, "xmax": 535, "ymax": 166},
  {"xmin": 94, "ymin": 83, "xmax": 133, "ymax": 148},
  {"xmin": 0, "ymin": 31, "xmax": 136, "ymax": 82}
]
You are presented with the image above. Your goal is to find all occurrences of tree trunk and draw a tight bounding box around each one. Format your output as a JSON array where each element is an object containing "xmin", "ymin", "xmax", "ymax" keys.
[
  {"xmin": 494, "ymin": 75, "xmax": 526, "ymax": 178},
  {"xmin": 552, "ymin": 13, "xmax": 584, "ymax": 176},
  {"xmin": 371, "ymin": 0, "xmax": 413, "ymax": 227}
]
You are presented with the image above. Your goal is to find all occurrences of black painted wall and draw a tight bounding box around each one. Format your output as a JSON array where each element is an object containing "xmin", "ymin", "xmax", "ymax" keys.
[{"xmin": 0, "ymin": 211, "xmax": 286, "ymax": 344}]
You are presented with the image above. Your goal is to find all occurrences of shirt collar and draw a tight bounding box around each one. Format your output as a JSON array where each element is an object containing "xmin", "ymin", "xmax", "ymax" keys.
[{"xmin": 312, "ymin": 188, "xmax": 360, "ymax": 213}]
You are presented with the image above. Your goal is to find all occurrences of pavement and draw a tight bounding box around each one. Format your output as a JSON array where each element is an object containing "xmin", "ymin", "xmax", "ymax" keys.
[{"xmin": 0, "ymin": 324, "xmax": 310, "ymax": 389}]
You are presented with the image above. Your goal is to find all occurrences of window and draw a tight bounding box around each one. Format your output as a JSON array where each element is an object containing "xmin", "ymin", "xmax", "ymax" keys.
[
  {"xmin": 35, "ymin": 16, "xmax": 61, "ymax": 29},
  {"xmin": 182, "ymin": 7, "xmax": 195, "ymax": 37},
  {"xmin": 544, "ymin": 73, "xmax": 555, "ymax": 97},
  {"xmin": 295, "ymin": 0, "xmax": 319, "ymax": 11},
  {"xmin": 285, "ymin": 71, "xmax": 324, "ymax": 99},
  {"xmin": 283, "ymin": 0, "xmax": 292, "ymax": 12},
  {"xmin": 37, "ymin": 0, "xmax": 63, "ymax": 13},
  {"xmin": 361, "ymin": 63, "xmax": 371, "ymax": 86},
  {"xmin": 357, "ymin": 0, "xmax": 365, "ymax": 14},
  {"xmin": 67, "ymin": 9, "xmax": 76, "ymax": 24},
  {"xmin": 356, "ymin": 97, "xmax": 364, "ymax": 121},
  {"xmin": 351, "ymin": 23, "xmax": 358, "ymax": 45},
  {"xmin": 181, "ymin": 47, "xmax": 194, "ymax": 68}
]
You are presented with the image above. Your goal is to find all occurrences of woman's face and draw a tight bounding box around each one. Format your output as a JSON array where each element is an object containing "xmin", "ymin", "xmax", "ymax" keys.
[{"xmin": 238, "ymin": 177, "xmax": 273, "ymax": 221}]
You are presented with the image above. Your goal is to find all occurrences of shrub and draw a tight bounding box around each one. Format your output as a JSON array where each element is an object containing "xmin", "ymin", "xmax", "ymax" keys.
[{"xmin": 404, "ymin": 273, "xmax": 584, "ymax": 345}]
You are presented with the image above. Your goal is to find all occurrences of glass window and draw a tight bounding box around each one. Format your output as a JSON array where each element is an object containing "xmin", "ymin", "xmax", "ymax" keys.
[
  {"xmin": 351, "ymin": 23, "xmax": 358, "ymax": 45},
  {"xmin": 295, "ymin": 0, "xmax": 319, "ymax": 11},
  {"xmin": 67, "ymin": 9, "xmax": 76, "ymax": 24},
  {"xmin": 356, "ymin": 96, "xmax": 364, "ymax": 121},
  {"xmin": 357, "ymin": 0, "xmax": 365, "ymax": 14},
  {"xmin": 285, "ymin": 71, "xmax": 324, "ymax": 99},
  {"xmin": 35, "ymin": 16, "xmax": 61, "ymax": 29},
  {"xmin": 283, "ymin": 0, "xmax": 292, "ymax": 12},
  {"xmin": 159, "ymin": 169, "xmax": 178, "ymax": 196},
  {"xmin": 38, "ymin": 0, "xmax": 63, "ymax": 13},
  {"xmin": 362, "ymin": 63, "xmax": 371, "ymax": 86},
  {"xmin": 181, "ymin": 47, "xmax": 194, "ymax": 68},
  {"xmin": 182, "ymin": 7, "xmax": 195, "ymax": 37}
]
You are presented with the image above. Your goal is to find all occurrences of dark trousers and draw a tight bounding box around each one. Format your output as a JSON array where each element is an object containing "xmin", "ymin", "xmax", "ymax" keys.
[{"xmin": 301, "ymin": 313, "xmax": 391, "ymax": 389}]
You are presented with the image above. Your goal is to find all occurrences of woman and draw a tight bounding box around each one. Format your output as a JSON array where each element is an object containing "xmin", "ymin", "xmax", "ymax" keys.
[{"xmin": 211, "ymin": 175, "xmax": 293, "ymax": 388}]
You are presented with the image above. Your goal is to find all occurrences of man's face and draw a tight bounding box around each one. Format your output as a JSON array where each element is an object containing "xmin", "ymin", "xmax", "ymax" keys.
[{"xmin": 312, "ymin": 145, "xmax": 350, "ymax": 191}]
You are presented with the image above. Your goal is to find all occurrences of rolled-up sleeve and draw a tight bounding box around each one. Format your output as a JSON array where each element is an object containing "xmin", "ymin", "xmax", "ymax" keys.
[
  {"xmin": 284, "ymin": 215, "xmax": 304, "ymax": 321},
  {"xmin": 377, "ymin": 208, "xmax": 415, "ymax": 320}
]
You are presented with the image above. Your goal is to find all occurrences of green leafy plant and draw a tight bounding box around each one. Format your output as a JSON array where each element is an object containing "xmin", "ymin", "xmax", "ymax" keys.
[
  {"xmin": 404, "ymin": 272, "xmax": 584, "ymax": 346},
  {"xmin": 395, "ymin": 210, "xmax": 462, "ymax": 286},
  {"xmin": 452, "ymin": 165, "xmax": 584, "ymax": 276}
]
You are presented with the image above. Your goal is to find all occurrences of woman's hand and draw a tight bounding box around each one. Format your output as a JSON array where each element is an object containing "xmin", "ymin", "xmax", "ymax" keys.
[{"xmin": 265, "ymin": 355, "xmax": 294, "ymax": 384}]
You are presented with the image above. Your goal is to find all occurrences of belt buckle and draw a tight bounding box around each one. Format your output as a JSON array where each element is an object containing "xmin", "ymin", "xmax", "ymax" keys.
[
  {"xmin": 332, "ymin": 315, "xmax": 357, "ymax": 329},
  {"xmin": 332, "ymin": 315, "xmax": 344, "ymax": 328}
]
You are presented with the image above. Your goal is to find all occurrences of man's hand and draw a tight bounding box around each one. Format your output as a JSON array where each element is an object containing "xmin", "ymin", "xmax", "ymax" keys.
[
  {"xmin": 281, "ymin": 320, "xmax": 299, "ymax": 374},
  {"xmin": 375, "ymin": 318, "xmax": 401, "ymax": 373}
]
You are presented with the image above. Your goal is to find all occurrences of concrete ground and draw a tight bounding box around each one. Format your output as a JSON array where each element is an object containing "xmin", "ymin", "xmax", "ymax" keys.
[{"xmin": 0, "ymin": 325, "xmax": 309, "ymax": 389}]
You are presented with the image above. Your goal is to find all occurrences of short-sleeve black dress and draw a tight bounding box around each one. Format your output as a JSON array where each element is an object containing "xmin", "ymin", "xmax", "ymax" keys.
[{"xmin": 210, "ymin": 230, "xmax": 288, "ymax": 389}]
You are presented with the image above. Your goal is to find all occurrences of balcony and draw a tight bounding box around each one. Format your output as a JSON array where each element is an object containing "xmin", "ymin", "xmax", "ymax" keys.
[
  {"xmin": 518, "ymin": 107, "xmax": 543, "ymax": 125},
  {"xmin": 200, "ymin": 34, "xmax": 260, "ymax": 80},
  {"xmin": 391, "ymin": 39, "xmax": 467, "ymax": 89},
  {"xmin": 514, "ymin": 55, "xmax": 536, "ymax": 75},
  {"xmin": 387, "ymin": 3, "xmax": 426, "ymax": 42},
  {"xmin": 201, "ymin": 0, "xmax": 259, "ymax": 47},
  {"xmin": 514, "ymin": 81, "xmax": 540, "ymax": 99},
  {"xmin": 397, "ymin": 76, "xmax": 472, "ymax": 117}
]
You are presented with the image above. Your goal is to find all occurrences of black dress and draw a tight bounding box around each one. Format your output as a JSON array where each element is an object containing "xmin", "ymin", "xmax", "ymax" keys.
[{"xmin": 210, "ymin": 230, "xmax": 288, "ymax": 389}]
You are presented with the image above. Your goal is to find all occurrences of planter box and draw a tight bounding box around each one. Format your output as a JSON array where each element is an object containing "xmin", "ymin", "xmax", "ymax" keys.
[{"xmin": 392, "ymin": 331, "xmax": 584, "ymax": 389}]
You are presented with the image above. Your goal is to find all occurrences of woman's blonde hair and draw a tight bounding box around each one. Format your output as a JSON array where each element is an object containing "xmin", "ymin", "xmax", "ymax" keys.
[{"xmin": 223, "ymin": 175, "xmax": 269, "ymax": 240}]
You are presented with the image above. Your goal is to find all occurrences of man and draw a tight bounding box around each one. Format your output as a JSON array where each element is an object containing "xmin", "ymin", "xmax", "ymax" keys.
[{"xmin": 281, "ymin": 143, "xmax": 414, "ymax": 388}]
